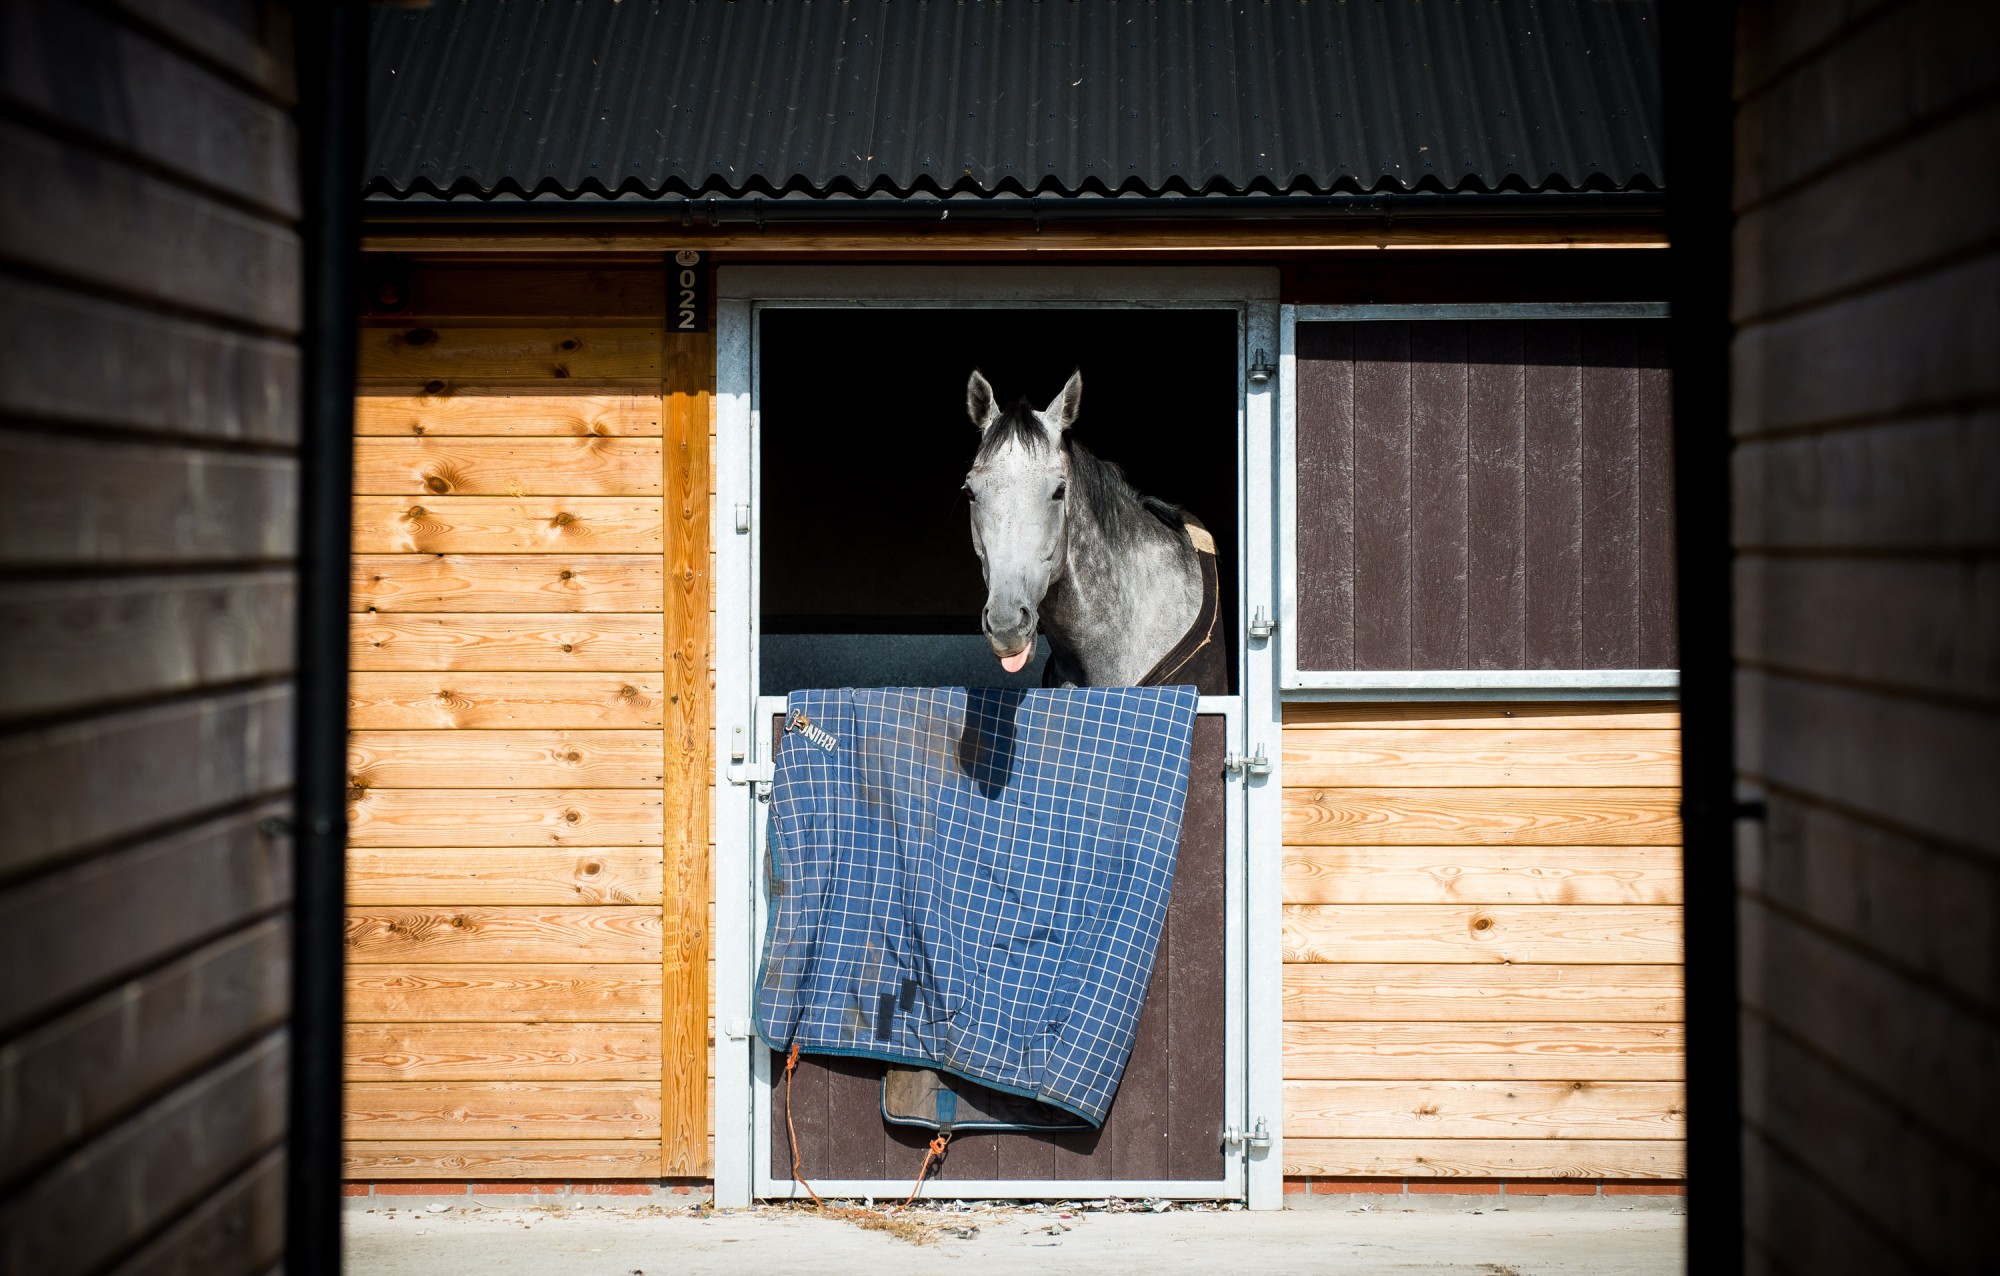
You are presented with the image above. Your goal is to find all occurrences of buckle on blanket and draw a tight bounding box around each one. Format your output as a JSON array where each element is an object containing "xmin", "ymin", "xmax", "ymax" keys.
[{"xmin": 785, "ymin": 709, "xmax": 839, "ymax": 753}]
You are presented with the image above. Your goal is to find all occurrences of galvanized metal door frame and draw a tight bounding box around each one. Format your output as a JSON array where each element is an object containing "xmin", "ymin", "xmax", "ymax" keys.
[
  {"xmin": 1276, "ymin": 301, "xmax": 1680, "ymax": 699},
  {"xmin": 713, "ymin": 267, "xmax": 1285, "ymax": 1208}
]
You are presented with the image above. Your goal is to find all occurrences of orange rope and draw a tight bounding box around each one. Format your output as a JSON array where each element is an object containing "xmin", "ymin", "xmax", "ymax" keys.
[
  {"xmin": 783, "ymin": 1041, "xmax": 952, "ymax": 1215},
  {"xmin": 782, "ymin": 1042, "xmax": 825, "ymax": 1208},
  {"xmin": 895, "ymin": 1130, "xmax": 952, "ymax": 1211}
]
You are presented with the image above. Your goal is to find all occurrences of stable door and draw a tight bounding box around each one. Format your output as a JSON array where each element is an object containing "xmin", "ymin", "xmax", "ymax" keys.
[{"xmin": 712, "ymin": 267, "xmax": 1285, "ymax": 1206}]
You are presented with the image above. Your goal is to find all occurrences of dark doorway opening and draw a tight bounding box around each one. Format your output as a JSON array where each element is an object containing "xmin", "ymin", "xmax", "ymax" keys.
[{"xmin": 759, "ymin": 306, "xmax": 1241, "ymax": 694}]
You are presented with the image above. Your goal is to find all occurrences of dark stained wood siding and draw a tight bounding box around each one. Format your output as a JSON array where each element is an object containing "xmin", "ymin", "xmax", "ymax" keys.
[
  {"xmin": 775, "ymin": 714, "xmax": 1229, "ymax": 1185},
  {"xmin": 1731, "ymin": 1, "xmax": 2000, "ymax": 1269},
  {"xmin": 1295, "ymin": 319, "xmax": 1676, "ymax": 672},
  {"xmin": 0, "ymin": 2, "xmax": 298, "ymax": 1272}
]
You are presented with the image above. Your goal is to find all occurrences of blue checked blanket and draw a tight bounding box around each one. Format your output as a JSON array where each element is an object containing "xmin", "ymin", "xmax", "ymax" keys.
[{"xmin": 753, "ymin": 685, "xmax": 1199, "ymax": 1127}]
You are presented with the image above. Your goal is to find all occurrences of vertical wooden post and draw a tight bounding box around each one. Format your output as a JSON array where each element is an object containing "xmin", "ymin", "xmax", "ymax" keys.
[{"xmin": 661, "ymin": 326, "xmax": 715, "ymax": 1176}]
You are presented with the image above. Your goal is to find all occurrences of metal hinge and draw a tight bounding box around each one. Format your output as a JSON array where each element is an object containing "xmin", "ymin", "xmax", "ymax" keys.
[
  {"xmin": 1223, "ymin": 743, "xmax": 1272, "ymax": 779},
  {"xmin": 1222, "ymin": 1118, "xmax": 1273, "ymax": 1150},
  {"xmin": 726, "ymin": 759, "xmax": 774, "ymax": 798},
  {"xmin": 727, "ymin": 723, "xmax": 773, "ymax": 797},
  {"xmin": 1247, "ymin": 605, "xmax": 1276, "ymax": 642},
  {"xmin": 726, "ymin": 759, "xmax": 774, "ymax": 786}
]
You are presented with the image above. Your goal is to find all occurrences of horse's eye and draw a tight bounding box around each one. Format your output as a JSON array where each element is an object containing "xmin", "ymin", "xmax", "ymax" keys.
[
  {"xmin": 1051, "ymin": 483, "xmax": 1067, "ymax": 501},
  {"xmin": 961, "ymin": 482, "xmax": 976, "ymax": 502}
]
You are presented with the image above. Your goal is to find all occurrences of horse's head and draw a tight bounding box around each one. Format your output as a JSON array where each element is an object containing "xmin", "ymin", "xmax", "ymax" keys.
[{"xmin": 962, "ymin": 369, "xmax": 1082, "ymax": 671}]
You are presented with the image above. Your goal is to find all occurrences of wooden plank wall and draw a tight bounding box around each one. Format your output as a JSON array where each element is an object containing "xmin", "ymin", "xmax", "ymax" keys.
[
  {"xmin": 1294, "ymin": 319, "xmax": 1675, "ymax": 672},
  {"xmin": 345, "ymin": 262, "xmax": 712, "ymax": 1179},
  {"xmin": 1280, "ymin": 702, "xmax": 1686, "ymax": 1180},
  {"xmin": 1732, "ymin": 0, "xmax": 2000, "ymax": 1269},
  {"xmin": 0, "ymin": 4, "xmax": 298, "ymax": 1273}
]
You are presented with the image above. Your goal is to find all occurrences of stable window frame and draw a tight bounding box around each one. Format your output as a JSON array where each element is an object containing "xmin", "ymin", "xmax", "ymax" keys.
[
  {"xmin": 1277, "ymin": 301, "xmax": 1679, "ymax": 700},
  {"xmin": 713, "ymin": 267, "xmax": 1287, "ymax": 1209}
]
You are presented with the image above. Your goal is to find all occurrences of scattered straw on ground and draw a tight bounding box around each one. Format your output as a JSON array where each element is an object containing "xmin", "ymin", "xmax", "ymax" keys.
[{"xmin": 761, "ymin": 1202, "xmax": 951, "ymax": 1246}]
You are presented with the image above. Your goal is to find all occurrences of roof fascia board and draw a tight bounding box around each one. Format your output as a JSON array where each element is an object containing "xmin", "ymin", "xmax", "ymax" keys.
[
  {"xmin": 359, "ymin": 225, "xmax": 1669, "ymax": 255},
  {"xmin": 361, "ymin": 191, "xmax": 1665, "ymax": 224}
]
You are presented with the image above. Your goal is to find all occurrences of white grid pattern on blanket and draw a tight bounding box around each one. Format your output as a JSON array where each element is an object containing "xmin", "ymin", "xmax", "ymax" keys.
[{"xmin": 753, "ymin": 685, "xmax": 1198, "ymax": 1125}]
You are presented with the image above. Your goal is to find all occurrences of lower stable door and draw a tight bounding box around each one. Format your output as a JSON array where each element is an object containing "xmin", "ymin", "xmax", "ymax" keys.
[{"xmin": 748, "ymin": 696, "xmax": 1245, "ymax": 1199}]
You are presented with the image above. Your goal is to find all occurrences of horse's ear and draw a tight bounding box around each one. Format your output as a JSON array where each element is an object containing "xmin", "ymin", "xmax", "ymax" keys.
[
  {"xmin": 1043, "ymin": 370, "xmax": 1083, "ymax": 433},
  {"xmin": 966, "ymin": 370, "xmax": 999, "ymax": 434}
]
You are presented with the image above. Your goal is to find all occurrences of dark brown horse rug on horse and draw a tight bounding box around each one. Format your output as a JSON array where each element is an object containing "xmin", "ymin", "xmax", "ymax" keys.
[{"xmin": 1130, "ymin": 513, "xmax": 1228, "ymax": 696}]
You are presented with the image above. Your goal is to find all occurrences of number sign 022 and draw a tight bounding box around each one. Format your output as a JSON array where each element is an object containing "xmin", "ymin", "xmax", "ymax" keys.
[{"xmin": 672, "ymin": 250, "xmax": 709, "ymax": 332}]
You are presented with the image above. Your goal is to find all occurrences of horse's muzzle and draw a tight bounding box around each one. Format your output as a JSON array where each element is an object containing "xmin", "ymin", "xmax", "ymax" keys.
[{"xmin": 984, "ymin": 604, "xmax": 1036, "ymax": 671}]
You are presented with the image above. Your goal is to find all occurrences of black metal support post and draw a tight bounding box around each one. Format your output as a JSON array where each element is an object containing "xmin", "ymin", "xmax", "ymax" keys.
[
  {"xmin": 1662, "ymin": 9, "xmax": 1742, "ymax": 1274},
  {"xmin": 290, "ymin": 2, "xmax": 365, "ymax": 1272}
]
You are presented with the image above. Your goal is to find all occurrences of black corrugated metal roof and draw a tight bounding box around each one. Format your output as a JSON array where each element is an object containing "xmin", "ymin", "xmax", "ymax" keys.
[{"xmin": 366, "ymin": 0, "xmax": 1661, "ymax": 203}]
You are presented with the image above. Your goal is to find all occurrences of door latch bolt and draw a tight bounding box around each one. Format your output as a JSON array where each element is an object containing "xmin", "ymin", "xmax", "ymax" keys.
[{"xmin": 1223, "ymin": 743, "xmax": 1272, "ymax": 778}]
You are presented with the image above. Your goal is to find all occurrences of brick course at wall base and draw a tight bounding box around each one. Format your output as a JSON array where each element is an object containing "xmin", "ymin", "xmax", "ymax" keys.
[
  {"xmin": 1282, "ymin": 1179, "xmax": 1685, "ymax": 1197},
  {"xmin": 344, "ymin": 1178, "xmax": 1683, "ymax": 1201},
  {"xmin": 343, "ymin": 1180, "xmax": 712, "ymax": 1201}
]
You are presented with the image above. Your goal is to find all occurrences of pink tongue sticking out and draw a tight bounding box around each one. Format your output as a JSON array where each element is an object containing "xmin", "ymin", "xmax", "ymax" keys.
[{"xmin": 999, "ymin": 645, "xmax": 1032, "ymax": 674}]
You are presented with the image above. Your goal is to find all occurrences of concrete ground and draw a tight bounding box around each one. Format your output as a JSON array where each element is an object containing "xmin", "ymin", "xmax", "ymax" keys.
[{"xmin": 344, "ymin": 1199, "xmax": 1686, "ymax": 1275}]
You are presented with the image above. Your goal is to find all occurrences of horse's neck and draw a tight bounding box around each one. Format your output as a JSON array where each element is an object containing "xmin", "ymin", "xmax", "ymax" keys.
[{"xmin": 1042, "ymin": 486, "xmax": 1200, "ymax": 686}]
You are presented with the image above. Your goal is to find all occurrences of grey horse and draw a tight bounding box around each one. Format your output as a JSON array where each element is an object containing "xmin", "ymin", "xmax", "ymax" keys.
[{"xmin": 962, "ymin": 369, "xmax": 1228, "ymax": 694}]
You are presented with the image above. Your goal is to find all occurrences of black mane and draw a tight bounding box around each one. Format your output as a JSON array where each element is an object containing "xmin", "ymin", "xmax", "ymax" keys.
[
  {"xmin": 973, "ymin": 397, "xmax": 1055, "ymax": 460},
  {"xmin": 976, "ymin": 397, "xmax": 1187, "ymax": 544}
]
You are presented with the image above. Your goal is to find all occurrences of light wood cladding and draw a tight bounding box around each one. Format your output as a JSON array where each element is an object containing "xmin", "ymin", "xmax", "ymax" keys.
[
  {"xmin": 343, "ymin": 907, "xmax": 663, "ymax": 964},
  {"xmin": 347, "ymin": 848, "xmax": 665, "ymax": 906},
  {"xmin": 344, "ymin": 965, "xmax": 663, "ymax": 1021},
  {"xmin": 1283, "ymin": 1137, "xmax": 1685, "ymax": 1179},
  {"xmin": 357, "ymin": 325, "xmax": 664, "ymax": 386},
  {"xmin": 1283, "ymin": 1080, "xmax": 1686, "ymax": 1139},
  {"xmin": 1283, "ymin": 729, "xmax": 1681, "ymax": 787},
  {"xmin": 346, "ymin": 1023, "xmax": 662, "ymax": 1082},
  {"xmin": 342, "ymin": 1141, "xmax": 663, "ymax": 1179},
  {"xmin": 355, "ymin": 394, "xmax": 662, "ymax": 437},
  {"xmin": 1280, "ymin": 702, "xmax": 1683, "ymax": 1183},
  {"xmin": 1283, "ymin": 1021, "xmax": 1685, "ymax": 1081},
  {"xmin": 1280, "ymin": 904, "xmax": 1683, "ymax": 965},
  {"xmin": 354, "ymin": 438, "xmax": 665, "ymax": 497},
  {"xmin": 351, "ymin": 614, "xmax": 666, "ymax": 672},
  {"xmin": 352, "ymin": 497, "xmax": 665, "ymax": 555},
  {"xmin": 349, "ymin": 673, "xmax": 666, "ymax": 730},
  {"xmin": 1284, "ymin": 786, "xmax": 1682, "ymax": 846},
  {"xmin": 344, "ymin": 1082, "xmax": 662, "ymax": 1139},
  {"xmin": 1282, "ymin": 845, "xmax": 1682, "ymax": 905},
  {"xmin": 1285, "ymin": 702, "xmax": 1680, "ymax": 731},
  {"xmin": 346, "ymin": 787, "xmax": 664, "ymax": 848},
  {"xmin": 1283, "ymin": 964, "xmax": 1682, "ymax": 1022},
  {"xmin": 351, "ymin": 553, "xmax": 664, "ymax": 613},
  {"xmin": 346, "ymin": 264, "xmax": 699, "ymax": 1180},
  {"xmin": 348, "ymin": 730, "xmax": 665, "ymax": 788},
  {"xmin": 658, "ymin": 329, "xmax": 714, "ymax": 1175}
]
